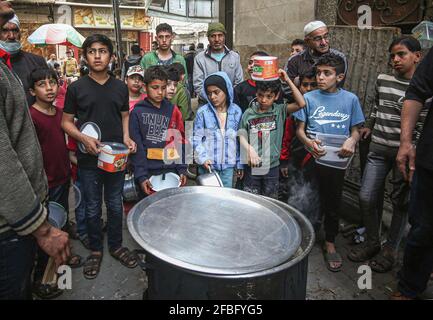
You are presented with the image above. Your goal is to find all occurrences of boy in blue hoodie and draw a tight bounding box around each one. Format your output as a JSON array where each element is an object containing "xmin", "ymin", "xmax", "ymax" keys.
[
  {"xmin": 129, "ymin": 65, "xmax": 188, "ymax": 195},
  {"xmin": 193, "ymin": 72, "xmax": 243, "ymax": 187}
]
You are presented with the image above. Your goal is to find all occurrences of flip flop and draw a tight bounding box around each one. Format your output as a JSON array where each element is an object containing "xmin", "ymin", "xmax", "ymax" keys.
[{"xmin": 324, "ymin": 251, "xmax": 343, "ymax": 272}]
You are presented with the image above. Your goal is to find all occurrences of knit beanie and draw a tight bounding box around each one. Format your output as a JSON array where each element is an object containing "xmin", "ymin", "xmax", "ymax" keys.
[
  {"xmin": 204, "ymin": 75, "xmax": 228, "ymax": 98},
  {"xmin": 207, "ymin": 22, "xmax": 227, "ymax": 37}
]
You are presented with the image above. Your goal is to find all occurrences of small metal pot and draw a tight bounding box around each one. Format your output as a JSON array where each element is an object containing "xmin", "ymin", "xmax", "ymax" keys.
[
  {"xmin": 123, "ymin": 173, "xmax": 140, "ymax": 202},
  {"xmin": 196, "ymin": 167, "xmax": 224, "ymax": 187}
]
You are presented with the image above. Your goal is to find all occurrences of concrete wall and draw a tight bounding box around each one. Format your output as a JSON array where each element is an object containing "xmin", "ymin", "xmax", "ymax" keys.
[{"xmin": 233, "ymin": 0, "xmax": 316, "ymax": 69}]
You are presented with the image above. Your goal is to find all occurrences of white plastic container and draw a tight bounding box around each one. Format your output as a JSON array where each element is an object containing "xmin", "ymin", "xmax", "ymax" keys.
[
  {"xmin": 79, "ymin": 122, "xmax": 101, "ymax": 154},
  {"xmin": 149, "ymin": 173, "xmax": 181, "ymax": 192},
  {"xmin": 314, "ymin": 133, "xmax": 354, "ymax": 170}
]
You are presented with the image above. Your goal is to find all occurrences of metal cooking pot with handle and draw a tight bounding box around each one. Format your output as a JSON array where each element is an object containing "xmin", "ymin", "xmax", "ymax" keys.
[
  {"xmin": 123, "ymin": 172, "xmax": 140, "ymax": 202},
  {"xmin": 196, "ymin": 166, "xmax": 224, "ymax": 187}
]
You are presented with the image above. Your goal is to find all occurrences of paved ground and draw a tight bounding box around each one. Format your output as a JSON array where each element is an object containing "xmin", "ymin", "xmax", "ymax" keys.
[{"xmin": 55, "ymin": 198, "xmax": 433, "ymax": 300}]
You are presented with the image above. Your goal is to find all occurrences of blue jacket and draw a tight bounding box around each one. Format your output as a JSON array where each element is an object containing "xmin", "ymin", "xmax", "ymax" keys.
[{"xmin": 192, "ymin": 72, "xmax": 243, "ymax": 170}]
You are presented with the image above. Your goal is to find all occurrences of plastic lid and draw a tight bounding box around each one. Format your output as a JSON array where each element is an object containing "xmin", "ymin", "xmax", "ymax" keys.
[{"xmin": 78, "ymin": 122, "xmax": 101, "ymax": 154}]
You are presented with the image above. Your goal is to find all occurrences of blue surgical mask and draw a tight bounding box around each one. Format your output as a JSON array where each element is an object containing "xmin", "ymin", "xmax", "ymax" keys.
[{"xmin": 0, "ymin": 40, "xmax": 22, "ymax": 56}]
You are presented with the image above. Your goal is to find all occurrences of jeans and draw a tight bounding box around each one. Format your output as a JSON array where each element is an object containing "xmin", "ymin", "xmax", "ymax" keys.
[
  {"xmin": 0, "ymin": 235, "xmax": 36, "ymax": 300},
  {"xmin": 74, "ymin": 174, "xmax": 87, "ymax": 238},
  {"xmin": 198, "ymin": 167, "xmax": 234, "ymax": 188},
  {"xmin": 79, "ymin": 168, "xmax": 125, "ymax": 252},
  {"xmin": 398, "ymin": 167, "xmax": 433, "ymax": 298},
  {"xmin": 359, "ymin": 152, "xmax": 409, "ymax": 249},
  {"xmin": 243, "ymin": 166, "xmax": 279, "ymax": 199}
]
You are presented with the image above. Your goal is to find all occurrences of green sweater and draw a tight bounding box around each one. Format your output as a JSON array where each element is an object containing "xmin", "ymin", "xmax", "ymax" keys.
[
  {"xmin": 240, "ymin": 101, "xmax": 287, "ymax": 169},
  {"xmin": 0, "ymin": 60, "xmax": 48, "ymax": 240},
  {"xmin": 171, "ymin": 82, "xmax": 194, "ymax": 121},
  {"xmin": 140, "ymin": 50, "xmax": 188, "ymax": 78}
]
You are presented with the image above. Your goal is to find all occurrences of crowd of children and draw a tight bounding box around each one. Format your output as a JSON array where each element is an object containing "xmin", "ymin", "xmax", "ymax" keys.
[{"xmin": 19, "ymin": 19, "xmax": 428, "ymax": 299}]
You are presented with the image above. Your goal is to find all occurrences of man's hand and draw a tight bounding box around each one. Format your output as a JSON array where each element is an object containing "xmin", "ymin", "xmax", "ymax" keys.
[
  {"xmin": 339, "ymin": 137, "xmax": 356, "ymax": 158},
  {"xmin": 280, "ymin": 166, "xmax": 289, "ymax": 178},
  {"xmin": 359, "ymin": 128, "xmax": 372, "ymax": 140},
  {"xmin": 237, "ymin": 169, "xmax": 244, "ymax": 180},
  {"xmin": 397, "ymin": 142, "xmax": 416, "ymax": 183},
  {"xmin": 248, "ymin": 146, "xmax": 262, "ymax": 167},
  {"xmin": 33, "ymin": 221, "xmax": 70, "ymax": 268},
  {"xmin": 141, "ymin": 179, "xmax": 154, "ymax": 195},
  {"xmin": 82, "ymin": 135, "xmax": 102, "ymax": 156},
  {"xmin": 124, "ymin": 136, "xmax": 137, "ymax": 154},
  {"xmin": 180, "ymin": 174, "xmax": 188, "ymax": 186},
  {"xmin": 305, "ymin": 139, "xmax": 326, "ymax": 159}
]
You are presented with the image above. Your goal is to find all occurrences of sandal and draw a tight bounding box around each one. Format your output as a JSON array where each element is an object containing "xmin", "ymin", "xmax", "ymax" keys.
[
  {"xmin": 67, "ymin": 253, "xmax": 83, "ymax": 269},
  {"xmin": 370, "ymin": 251, "xmax": 396, "ymax": 273},
  {"xmin": 110, "ymin": 247, "xmax": 138, "ymax": 269},
  {"xmin": 347, "ymin": 244, "xmax": 381, "ymax": 262},
  {"xmin": 83, "ymin": 253, "xmax": 103, "ymax": 280},
  {"xmin": 323, "ymin": 251, "xmax": 343, "ymax": 272},
  {"xmin": 32, "ymin": 281, "xmax": 63, "ymax": 300}
]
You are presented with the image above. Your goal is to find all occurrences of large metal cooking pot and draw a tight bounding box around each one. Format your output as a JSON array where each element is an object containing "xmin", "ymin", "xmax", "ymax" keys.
[
  {"xmin": 195, "ymin": 167, "xmax": 223, "ymax": 187},
  {"xmin": 128, "ymin": 187, "xmax": 315, "ymax": 300}
]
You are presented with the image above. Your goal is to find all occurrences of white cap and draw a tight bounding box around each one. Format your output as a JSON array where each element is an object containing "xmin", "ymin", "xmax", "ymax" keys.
[
  {"xmin": 8, "ymin": 14, "xmax": 20, "ymax": 30},
  {"xmin": 304, "ymin": 20, "xmax": 327, "ymax": 36}
]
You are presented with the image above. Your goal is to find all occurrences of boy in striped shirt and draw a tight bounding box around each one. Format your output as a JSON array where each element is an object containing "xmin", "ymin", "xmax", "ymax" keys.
[{"xmin": 348, "ymin": 36, "xmax": 427, "ymax": 272}]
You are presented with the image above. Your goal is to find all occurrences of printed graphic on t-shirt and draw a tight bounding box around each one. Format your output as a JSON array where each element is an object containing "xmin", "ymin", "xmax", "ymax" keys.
[
  {"xmin": 248, "ymin": 115, "xmax": 277, "ymax": 132},
  {"xmin": 310, "ymin": 106, "xmax": 350, "ymax": 127},
  {"xmin": 141, "ymin": 113, "xmax": 170, "ymax": 143}
]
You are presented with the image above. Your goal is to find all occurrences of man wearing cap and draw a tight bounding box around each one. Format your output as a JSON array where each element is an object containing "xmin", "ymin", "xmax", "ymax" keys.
[
  {"xmin": 0, "ymin": 0, "xmax": 70, "ymax": 299},
  {"xmin": 193, "ymin": 22, "xmax": 243, "ymax": 104},
  {"xmin": 0, "ymin": 14, "xmax": 47, "ymax": 105},
  {"xmin": 285, "ymin": 21, "xmax": 347, "ymax": 91}
]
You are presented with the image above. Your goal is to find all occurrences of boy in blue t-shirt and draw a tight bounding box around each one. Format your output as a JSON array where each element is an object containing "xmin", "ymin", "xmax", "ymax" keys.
[{"xmin": 293, "ymin": 53, "xmax": 365, "ymax": 273}]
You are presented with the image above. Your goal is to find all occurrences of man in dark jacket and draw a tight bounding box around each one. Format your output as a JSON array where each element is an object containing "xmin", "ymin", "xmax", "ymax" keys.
[
  {"xmin": 121, "ymin": 44, "xmax": 142, "ymax": 80},
  {"xmin": 0, "ymin": 14, "xmax": 47, "ymax": 105},
  {"xmin": 0, "ymin": 0, "xmax": 70, "ymax": 300},
  {"xmin": 393, "ymin": 46, "xmax": 433, "ymax": 300}
]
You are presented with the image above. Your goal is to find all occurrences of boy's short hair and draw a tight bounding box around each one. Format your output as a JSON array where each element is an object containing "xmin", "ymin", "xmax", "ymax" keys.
[
  {"xmin": 28, "ymin": 67, "xmax": 58, "ymax": 89},
  {"xmin": 156, "ymin": 23, "xmax": 173, "ymax": 35},
  {"xmin": 165, "ymin": 65, "xmax": 180, "ymax": 82},
  {"xmin": 315, "ymin": 53, "xmax": 345, "ymax": 75},
  {"xmin": 131, "ymin": 44, "xmax": 141, "ymax": 55},
  {"xmin": 144, "ymin": 65, "xmax": 168, "ymax": 84},
  {"xmin": 291, "ymin": 39, "xmax": 305, "ymax": 47},
  {"xmin": 250, "ymin": 51, "xmax": 269, "ymax": 58},
  {"xmin": 53, "ymin": 62, "xmax": 60, "ymax": 69},
  {"xmin": 82, "ymin": 34, "xmax": 114, "ymax": 57},
  {"xmin": 256, "ymin": 80, "xmax": 281, "ymax": 95},
  {"xmin": 299, "ymin": 69, "xmax": 316, "ymax": 82},
  {"xmin": 388, "ymin": 36, "xmax": 421, "ymax": 53},
  {"xmin": 171, "ymin": 62, "xmax": 186, "ymax": 76}
]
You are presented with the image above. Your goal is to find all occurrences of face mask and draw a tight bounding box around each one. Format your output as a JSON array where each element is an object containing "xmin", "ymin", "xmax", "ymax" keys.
[{"xmin": 0, "ymin": 40, "xmax": 22, "ymax": 56}]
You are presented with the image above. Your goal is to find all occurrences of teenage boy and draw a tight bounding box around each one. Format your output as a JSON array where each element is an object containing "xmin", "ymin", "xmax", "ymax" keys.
[
  {"xmin": 28, "ymin": 67, "xmax": 82, "ymax": 298},
  {"xmin": 62, "ymin": 34, "xmax": 138, "ymax": 280},
  {"xmin": 129, "ymin": 66, "xmax": 188, "ymax": 196},
  {"xmin": 347, "ymin": 37, "xmax": 427, "ymax": 273},
  {"xmin": 140, "ymin": 23, "xmax": 187, "ymax": 76},
  {"xmin": 239, "ymin": 70, "xmax": 306, "ymax": 199},
  {"xmin": 279, "ymin": 69, "xmax": 317, "ymax": 203},
  {"xmin": 125, "ymin": 65, "xmax": 146, "ymax": 112},
  {"xmin": 234, "ymin": 51, "xmax": 282, "ymax": 113},
  {"xmin": 293, "ymin": 53, "xmax": 365, "ymax": 272}
]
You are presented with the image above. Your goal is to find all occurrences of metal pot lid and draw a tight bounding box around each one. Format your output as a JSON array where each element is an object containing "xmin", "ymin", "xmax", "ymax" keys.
[{"xmin": 127, "ymin": 186, "xmax": 302, "ymax": 275}]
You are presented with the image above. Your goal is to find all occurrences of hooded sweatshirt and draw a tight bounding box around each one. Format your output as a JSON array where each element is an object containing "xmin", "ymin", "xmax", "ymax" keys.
[
  {"xmin": 192, "ymin": 72, "xmax": 243, "ymax": 171},
  {"xmin": 129, "ymin": 98, "xmax": 187, "ymax": 184}
]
